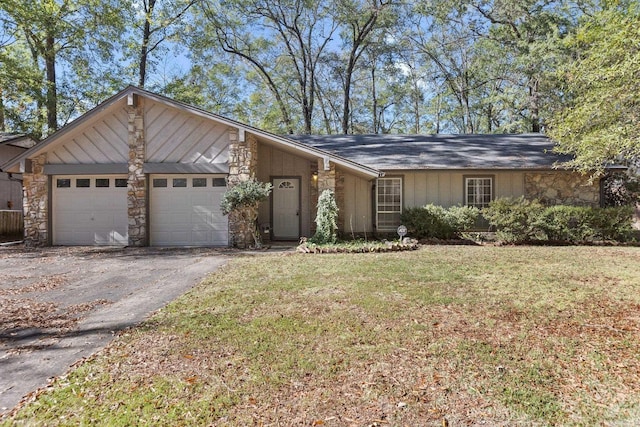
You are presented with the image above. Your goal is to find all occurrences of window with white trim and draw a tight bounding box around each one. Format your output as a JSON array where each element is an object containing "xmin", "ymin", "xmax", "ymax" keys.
[
  {"xmin": 376, "ymin": 177, "xmax": 402, "ymax": 230},
  {"xmin": 465, "ymin": 177, "xmax": 493, "ymax": 208}
]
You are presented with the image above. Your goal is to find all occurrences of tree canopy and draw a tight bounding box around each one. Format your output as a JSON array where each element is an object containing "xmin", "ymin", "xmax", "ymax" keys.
[
  {"xmin": 1, "ymin": 0, "xmax": 637, "ymax": 174},
  {"xmin": 548, "ymin": 3, "xmax": 640, "ymax": 174}
]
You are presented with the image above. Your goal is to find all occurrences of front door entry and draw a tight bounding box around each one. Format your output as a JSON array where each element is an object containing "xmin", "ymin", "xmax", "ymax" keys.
[{"xmin": 272, "ymin": 178, "xmax": 300, "ymax": 240}]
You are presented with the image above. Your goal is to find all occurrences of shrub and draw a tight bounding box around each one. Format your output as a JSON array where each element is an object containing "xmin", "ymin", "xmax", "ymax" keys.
[
  {"xmin": 602, "ymin": 171, "xmax": 640, "ymax": 207},
  {"xmin": 221, "ymin": 178, "xmax": 272, "ymax": 248},
  {"xmin": 590, "ymin": 206, "xmax": 634, "ymax": 241},
  {"xmin": 534, "ymin": 206, "xmax": 596, "ymax": 242},
  {"xmin": 400, "ymin": 204, "xmax": 479, "ymax": 239},
  {"xmin": 220, "ymin": 178, "xmax": 272, "ymax": 215},
  {"xmin": 483, "ymin": 197, "xmax": 545, "ymax": 243},
  {"xmin": 447, "ymin": 205, "xmax": 481, "ymax": 231},
  {"xmin": 486, "ymin": 197, "xmax": 635, "ymax": 244},
  {"xmin": 310, "ymin": 189, "xmax": 339, "ymax": 244}
]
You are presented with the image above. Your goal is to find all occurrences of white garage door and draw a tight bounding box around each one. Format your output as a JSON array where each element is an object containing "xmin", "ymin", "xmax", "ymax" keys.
[
  {"xmin": 52, "ymin": 175, "xmax": 128, "ymax": 245},
  {"xmin": 149, "ymin": 174, "xmax": 228, "ymax": 246}
]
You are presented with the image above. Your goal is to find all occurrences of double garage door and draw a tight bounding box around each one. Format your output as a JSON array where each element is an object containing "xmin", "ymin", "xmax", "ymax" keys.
[{"xmin": 52, "ymin": 174, "xmax": 228, "ymax": 246}]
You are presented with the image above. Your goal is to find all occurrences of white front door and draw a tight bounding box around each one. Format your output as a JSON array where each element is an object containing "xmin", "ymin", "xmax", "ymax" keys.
[{"xmin": 272, "ymin": 178, "xmax": 300, "ymax": 240}]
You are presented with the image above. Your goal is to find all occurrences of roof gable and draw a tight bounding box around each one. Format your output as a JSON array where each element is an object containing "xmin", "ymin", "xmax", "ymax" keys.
[
  {"xmin": 46, "ymin": 102, "xmax": 129, "ymax": 164},
  {"xmin": 1, "ymin": 87, "xmax": 380, "ymax": 178}
]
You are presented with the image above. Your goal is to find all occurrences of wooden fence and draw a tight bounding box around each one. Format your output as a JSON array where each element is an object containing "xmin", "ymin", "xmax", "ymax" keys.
[{"xmin": 0, "ymin": 210, "xmax": 23, "ymax": 237}]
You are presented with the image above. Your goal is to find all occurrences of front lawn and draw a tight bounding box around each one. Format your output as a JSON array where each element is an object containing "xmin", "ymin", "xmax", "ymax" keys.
[{"xmin": 4, "ymin": 246, "xmax": 640, "ymax": 426}]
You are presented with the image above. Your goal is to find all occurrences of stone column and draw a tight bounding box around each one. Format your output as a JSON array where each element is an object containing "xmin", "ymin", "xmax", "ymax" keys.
[
  {"xmin": 317, "ymin": 158, "xmax": 336, "ymax": 194},
  {"xmin": 127, "ymin": 98, "xmax": 147, "ymax": 246},
  {"xmin": 22, "ymin": 154, "xmax": 48, "ymax": 246},
  {"xmin": 227, "ymin": 130, "xmax": 257, "ymax": 186},
  {"xmin": 316, "ymin": 158, "xmax": 345, "ymax": 235},
  {"xmin": 227, "ymin": 130, "xmax": 259, "ymax": 247}
]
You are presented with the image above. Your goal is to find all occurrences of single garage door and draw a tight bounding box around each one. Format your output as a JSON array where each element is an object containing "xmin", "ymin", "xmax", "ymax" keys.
[
  {"xmin": 149, "ymin": 174, "xmax": 228, "ymax": 246},
  {"xmin": 52, "ymin": 175, "xmax": 128, "ymax": 245}
]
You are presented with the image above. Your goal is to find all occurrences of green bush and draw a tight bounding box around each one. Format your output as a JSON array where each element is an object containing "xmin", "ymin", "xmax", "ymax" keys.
[
  {"xmin": 220, "ymin": 178, "xmax": 272, "ymax": 215},
  {"xmin": 448, "ymin": 205, "xmax": 481, "ymax": 231},
  {"xmin": 590, "ymin": 206, "xmax": 634, "ymax": 241},
  {"xmin": 400, "ymin": 204, "xmax": 479, "ymax": 239},
  {"xmin": 309, "ymin": 189, "xmax": 339, "ymax": 244},
  {"xmin": 534, "ymin": 206, "xmax": 596, "ymax": 242},
  {"xmin": 483, "ymin": 197, "xmax": 545, "ymax": 243},
  {"xmin": 221, "ymin": 178, "xmax": 272, "ymax": 248},
  {"xmin": 485, "ymin": 197, "xmax": 635, "ymax": 243}
]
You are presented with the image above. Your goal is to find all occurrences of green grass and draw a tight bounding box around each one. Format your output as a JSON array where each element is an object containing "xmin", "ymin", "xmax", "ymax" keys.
[{"xmin": 3, "ymin": 246, "xmax": 640, "ymax": 426}]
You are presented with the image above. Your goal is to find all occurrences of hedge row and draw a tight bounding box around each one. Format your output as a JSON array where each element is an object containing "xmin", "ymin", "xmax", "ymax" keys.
[
  {"xmin": 482, "ymin": 197, "xmax": 635, "ymax": 243},
  {"xmin": 400, "ymin": 198, "xmax": 635, "ymax": 244}
]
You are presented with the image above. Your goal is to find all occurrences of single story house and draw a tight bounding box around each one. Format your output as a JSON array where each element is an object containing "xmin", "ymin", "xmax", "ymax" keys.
[
  {"xmin": 0, "ymin": 86, "xmax": 610, "ymax": 247},
  {"xmin": 1, "ymin": 133, "xmax": 36, "ymax": 210}
]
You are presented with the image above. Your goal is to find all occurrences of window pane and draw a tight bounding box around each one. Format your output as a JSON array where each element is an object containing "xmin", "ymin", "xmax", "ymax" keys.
[
  {"xmin": 115, "ymin": 179, "xmax": 128, "ymax": 188},
  {"xmin": 96, "ymin": 179, "xmax": 110, "ymax": 188},
  {"xmin": 173, "ymin": 178, "xmax": 187, "ymax": 188},
  {"xmin": 466, "ymin": 177, "xmax": 492, "ymax": 209},
  {"xmin": 76, "ymin": 179, "xmax": 90, "ymax": 188},
  {"xmin": 376, "ymin": 178, "xmax": 402, "ymax": 230},
  {"xmin": 193, "ymin": 178, "xmax": 207, "ymax": 187},
  {"xmin": 212, "ymin": 178, "xmax": 227, "ymax": 187},
  {"xmin": 153, "ymin": 178, "xmax": 167, "ymax": 188},
  {"xmin": 56, "ymin": 179, "xmax": 71, "ymax": 188}
]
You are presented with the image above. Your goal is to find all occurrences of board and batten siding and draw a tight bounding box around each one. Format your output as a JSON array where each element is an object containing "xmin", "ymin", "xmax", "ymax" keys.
[
  {"xmin": 336, "ymin": 170, "xmax": 527, "ymax": 234},
  {"xmin": 47, "ymin": 105, "xmax": 129, "ymax": 164},
  {"xmin": 341, "ymin": 172, "xmax": 375, "ymax": 234},
  {"xmin": 145, "ymin": 100, "xmax": 228, "ymax": 166},
  {"xmin": 257, "ymin": 144, "xmax": 312, "ymax": 237},
  {"xmin": 402, "ymin": 170, "xmax": 525, "ymax": 208}
]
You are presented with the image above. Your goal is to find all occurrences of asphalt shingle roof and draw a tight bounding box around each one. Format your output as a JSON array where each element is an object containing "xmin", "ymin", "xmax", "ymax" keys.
[
  {"xmin": 0, "ymin": 133, "xmax": 36, "ymax": 149},
  {"xmin": 286, "ymin": 133, "xmax": 573, "ymax": 170}
]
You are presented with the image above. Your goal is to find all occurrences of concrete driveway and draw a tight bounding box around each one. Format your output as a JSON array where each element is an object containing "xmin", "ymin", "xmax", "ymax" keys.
[{"xmin": 0, "ymin": 246, "xmax": 228, "ymax": 415}]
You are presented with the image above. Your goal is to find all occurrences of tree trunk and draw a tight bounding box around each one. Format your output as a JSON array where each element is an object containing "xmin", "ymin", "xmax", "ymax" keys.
[
  {"xmin": 529, "ymin": 79, "xmax": 540, "ymax": 132},
  {"xmin": 0, "ymin": 89, "xmax": 5, "ymax": 132},
  {"xmin": 341, "ymin": 56, "xmax": 356, "ymax": 134},
  {"xmin": 434, "ymin": 93, "xmax": 441, "ymax": 134},
  {"xmin": 413, "ymin": 77, "xmax": 420, "ymax": 134},
  {"xmin": 316, "ymin": 87, "xmax": 334, "ymax": 134},
  {"xmin": 371, "ymin": 66, "xmax": 378, "ymax": 133},
  {"xmin": 139, "ymin": 0, "xmax": 156, "ymax": 88},
  {"xmin": 45, "ymin": 34, "xmax": 57, "ymax": 133}
]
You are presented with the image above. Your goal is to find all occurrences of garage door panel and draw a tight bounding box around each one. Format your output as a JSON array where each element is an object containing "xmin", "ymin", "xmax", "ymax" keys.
[
  {"xmin": 53, "ymin": 175, "xmax": 128, "ymax": 246},
  {"xmin": 150, "ymin": 174, "xmax": 228, "ymax": 246},
  {"xmin": 94, "ymin": 195, "xmax": 122, "ymax": 209}
]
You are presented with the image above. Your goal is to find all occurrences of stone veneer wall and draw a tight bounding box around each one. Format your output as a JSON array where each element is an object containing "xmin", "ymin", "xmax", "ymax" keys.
[
  {"xmin": 524, "ymin": 171, "xmax": 600, "ymax": 207},
  {"xmin": 22, "ymin": 154, "xmax": 48, "ymax": 246},
  {"xmin": 227, "ymin": 131, "xmax": 259, "ymax": 247},
  {"xmin": 127, "ymin": 99, "xmax": 147, "ymax": 246}
]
